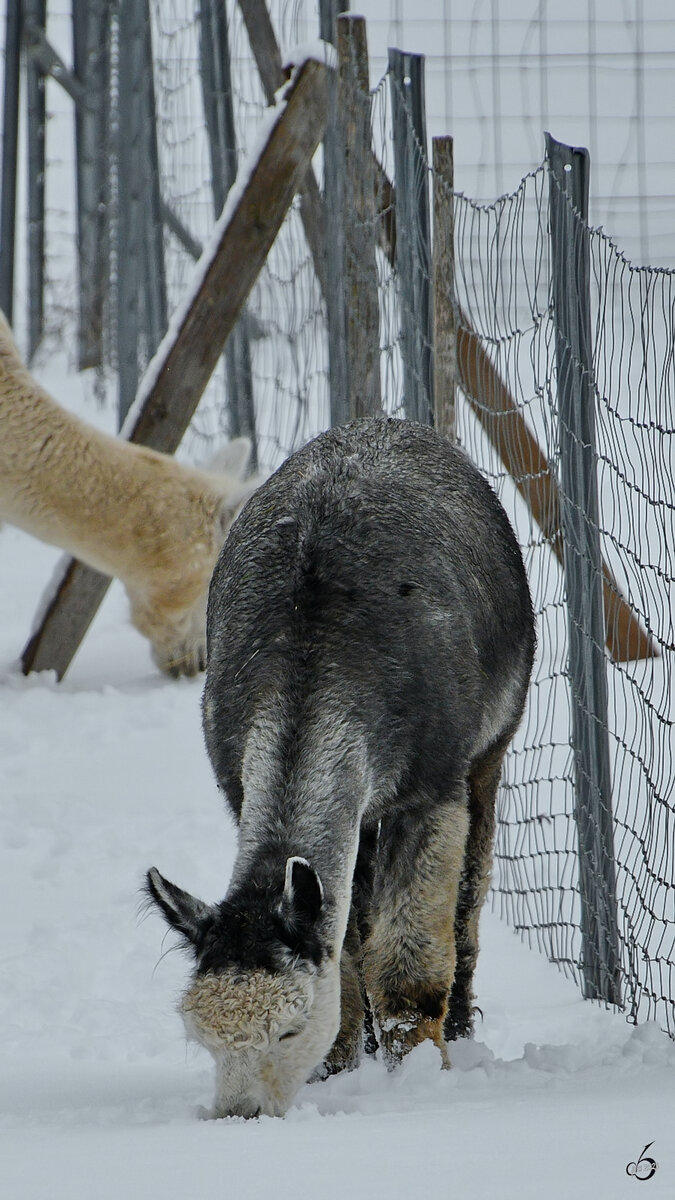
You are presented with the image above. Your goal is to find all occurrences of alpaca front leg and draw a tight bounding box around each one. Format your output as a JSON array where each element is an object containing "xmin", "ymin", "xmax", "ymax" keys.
[
  {"xmin": 323, "ymin": 824, "xmax": 377, "ymax": 1074},
  {"xmin": 322, "ymin": 938, "xmax": 365, "ymax": 1075},
  {"xmin": 127, "ymin": 582, "xmax": 208, "ymax": 677},
  {"xmin": 363, "ymin": 792, "xmax": 469, "ymax": 1066}
]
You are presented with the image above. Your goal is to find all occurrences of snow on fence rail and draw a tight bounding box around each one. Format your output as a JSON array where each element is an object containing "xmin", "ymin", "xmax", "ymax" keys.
[{"xmin": 2, "ymin": 0, "xmax": 673, "ymax": 1035}]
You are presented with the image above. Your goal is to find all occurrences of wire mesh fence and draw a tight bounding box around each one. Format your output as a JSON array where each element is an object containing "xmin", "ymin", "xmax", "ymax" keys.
[
  {"xmin": 3, "ymin": 0, "xmax": 674, "ymax": 1034},
  {"xmin": 451, "ymin": 165, "xmax": 674, "ymax": 1029},
  {"xmin": 147, "ymin": 0, "xmax": 330, "ymax": 469}
]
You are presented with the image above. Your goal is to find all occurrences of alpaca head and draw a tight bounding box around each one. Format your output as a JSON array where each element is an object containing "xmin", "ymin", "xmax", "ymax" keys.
[{"xmin": 145, "ymin": 858, "xmax": 341, "ymax": 1117}]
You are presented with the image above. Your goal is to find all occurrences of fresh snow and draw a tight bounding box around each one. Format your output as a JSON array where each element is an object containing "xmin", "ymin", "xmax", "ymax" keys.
[{"xmin": 1, "ymin": 355, "xmax": 674, "ymax": 1200}]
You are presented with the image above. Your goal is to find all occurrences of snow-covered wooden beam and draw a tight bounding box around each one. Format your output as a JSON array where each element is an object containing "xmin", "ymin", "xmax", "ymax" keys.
[{"xmin": 21, "ymin": 53, "xmax": 331, "ymax": 679}]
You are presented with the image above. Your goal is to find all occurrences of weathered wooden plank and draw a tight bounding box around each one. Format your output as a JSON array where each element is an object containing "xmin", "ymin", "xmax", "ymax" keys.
[
  {"xmin": 21, "ymin": 562, "xmax": 112, "ymax": 678},
  {"xmin": 337, "ymin": 14, "xmax": 382, "ymax": 418},
  {"xmin": 21, "ymin": 57, "xmax": 330, "ymax": 678},
  {"xmin": 432, "ymin": 136, "xmax": 456, "ymax": 440},
  {"xmin": 456, "ymin": 317, "xmax": 656, "ymax": 662},
  {"xmin": 389, "ymin": 49, "xmax": 433, "ymax": 425}
]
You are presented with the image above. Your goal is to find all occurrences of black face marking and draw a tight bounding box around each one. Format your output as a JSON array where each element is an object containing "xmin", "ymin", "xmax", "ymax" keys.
[{"xmin": 195, "ymin": 900, "xmax": 288, "ymax": 976}]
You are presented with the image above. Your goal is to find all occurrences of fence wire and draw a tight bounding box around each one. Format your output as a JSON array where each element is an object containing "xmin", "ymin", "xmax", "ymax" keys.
[
  {"xmin": 449, "ymin": 166, "xmax": 674, "ymax": 1030},
  {"xmin": 147, "ymin": 0, "xmax": 329, "ymax": 470},
  {"xmin": 12, "ymin": 1, "xmax": 675, "ymax": 1035}
]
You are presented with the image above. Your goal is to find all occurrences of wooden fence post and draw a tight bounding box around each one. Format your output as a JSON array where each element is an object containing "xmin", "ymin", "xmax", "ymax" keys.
[
  {"xmin": 336, "ymin": 13, "xmax": 382, "ymax": 419},
  {"xmin": 432, "ymin": 136, "xmax": 456, "ymax": 440},
  {"xmin": 321, "ymin": 0, "xmax": 349, "ymax": 427},
  {"xmin": 389, "ymin": 48, "xmax": 433, "ymax": 425}
]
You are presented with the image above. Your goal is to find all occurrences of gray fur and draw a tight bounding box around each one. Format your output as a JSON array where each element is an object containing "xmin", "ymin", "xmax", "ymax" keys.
[{"xmin": 147, "ymin": 417, "xmax": 535, "ymax": 1116}]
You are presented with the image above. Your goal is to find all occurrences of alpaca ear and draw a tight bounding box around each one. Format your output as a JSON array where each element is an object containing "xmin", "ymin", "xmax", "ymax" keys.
[
  {"xmin": 283, "ymin": 856, "xmax": 324, "ymax": 925},
  {"xmin": 215, "ymin": 473, "xmax": 260, "ymax": 536},
  {"xmin": 145, "ymin": 867, "xmax": 214, "ymax": 948},
  {"xmin": 208, "ymin": 437, "xmax": 252, "ymax": 479}
]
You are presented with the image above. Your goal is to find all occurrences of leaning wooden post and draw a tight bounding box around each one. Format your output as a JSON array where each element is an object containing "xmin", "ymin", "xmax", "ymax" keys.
[
  {"xmin": 336, "ymin": 14, "xmax": 382, "ymax": 419},
  {"xmin": 547, "ymin": 132, "xmax": 622, "ymax": 1007},
  {"xmin": 21, "ymin": 57, "xmax": 331, "ymax": 678},
  {"xmin": 389, "ymin": 48, "xmax": 433, "ymax": 425},
  {"xmin": 432, "ymin": 136, "xmax": 456, "ymax": 440}
]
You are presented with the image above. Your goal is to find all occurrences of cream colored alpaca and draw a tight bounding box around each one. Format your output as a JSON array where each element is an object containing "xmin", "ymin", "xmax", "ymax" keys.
[{"xmin": 0, "ymin": 311, "xmax": 258, "ymax": 675}]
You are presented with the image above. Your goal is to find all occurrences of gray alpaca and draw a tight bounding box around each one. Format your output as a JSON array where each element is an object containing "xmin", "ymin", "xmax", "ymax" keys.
[{"xmin": 147, "ymin": 418, "xmax": 535, "ymax": 1117}]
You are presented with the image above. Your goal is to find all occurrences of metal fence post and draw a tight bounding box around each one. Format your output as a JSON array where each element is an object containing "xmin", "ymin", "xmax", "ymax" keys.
[
  {"xmin": 318, "ymin": 0, "xmax": 344, "ymax": 46},
  {"xmin": 25, "ymin": 0, "xmax": 47, "ymax": 359},
  {"xmin": 546, "ymin": 132, "xmax": 622, "ymax": 1007},
  {"xmin": 139, "ymin": 7, "xmax": 167, "ymax": 364},
  {"xmin": 200, "ymin": 0, "xmax": 257, "ymax": 467},
  {"xmin": 117, "ymin": 0, "xmax": 167, "ymax": 426},
  {"xmin": 117, "ymin": 0, "xmax": 144, "ymax": 424},
  {"xmin": 388, "ymin": 48, "xmax": 433, "ymax": 425},
  {"xmin": 0, "ymin": 0, "xmax": 22, "ymax": 323},
  {"xmin": 73, "ymin": 0, "xmax": 111, "ymax": 369}
]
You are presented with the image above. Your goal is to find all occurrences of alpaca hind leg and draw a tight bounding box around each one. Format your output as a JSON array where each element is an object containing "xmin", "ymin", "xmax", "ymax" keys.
[
  {"xmin": 364, "ymin": 789, "xmax": 469, "ymax": 1066},
  {"xmin": 444, "ymin": 739, "xmax": 507, "ymax": 1041}
]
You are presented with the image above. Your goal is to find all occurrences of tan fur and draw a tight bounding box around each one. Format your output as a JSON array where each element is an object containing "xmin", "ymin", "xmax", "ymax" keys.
[
  {"xmin": 181, "ymin": 969, "xmax": 312, "ymax": 1050},
  {"xmin": 181, "ymin": 962, "xmax": 341, "ymax": 1118},
  {"xmin": 0, "ymin": 312, "xmax": 257, "ymax": 675},
  {"xmin": 363, "ymin": 801, "xmax": 470, "ymax": 1067}
]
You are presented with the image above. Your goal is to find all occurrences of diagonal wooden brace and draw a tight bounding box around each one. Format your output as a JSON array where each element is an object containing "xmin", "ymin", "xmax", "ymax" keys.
[{"xmin": 21, "ymin": 56, "xmax": 330, "ymax": 679}]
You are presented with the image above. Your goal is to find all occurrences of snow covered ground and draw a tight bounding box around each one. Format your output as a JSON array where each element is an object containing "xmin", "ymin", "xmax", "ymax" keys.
[{"xmin": 1, "ymin": 358, "xmax": 674, "ymax": 1200}]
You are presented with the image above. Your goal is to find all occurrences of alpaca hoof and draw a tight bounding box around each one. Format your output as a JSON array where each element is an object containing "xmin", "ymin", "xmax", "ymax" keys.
[{"xmin": 377, "ymin": 1011, "xmax": 449, "ymax": 1069}]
